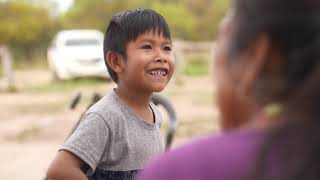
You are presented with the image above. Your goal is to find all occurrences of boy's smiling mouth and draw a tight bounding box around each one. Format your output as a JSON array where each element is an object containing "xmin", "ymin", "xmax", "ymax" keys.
[{"xmin": 148, "ymin": 68, "xmax": 168, "ymax": 77}]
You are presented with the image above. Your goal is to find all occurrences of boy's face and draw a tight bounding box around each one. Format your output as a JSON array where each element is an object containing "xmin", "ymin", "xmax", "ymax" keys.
[{"xmin": 119, "ymin": 31, "xmax": 175, "ymax": 93}]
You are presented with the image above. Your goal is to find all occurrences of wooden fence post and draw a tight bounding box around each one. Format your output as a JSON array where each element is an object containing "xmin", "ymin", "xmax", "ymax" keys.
[
  {"xmin": 173, "ymin": 39, "xmax": 185, "ymax": 85},
  {"xmin": 0, "ymin": 44, "xmax": 16, "ymax": 92}
]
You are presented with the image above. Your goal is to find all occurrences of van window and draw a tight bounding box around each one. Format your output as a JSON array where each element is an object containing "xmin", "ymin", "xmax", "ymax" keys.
[{"xmin": 65, "ymin": 39, "xmax": 101, "ymax": 46}]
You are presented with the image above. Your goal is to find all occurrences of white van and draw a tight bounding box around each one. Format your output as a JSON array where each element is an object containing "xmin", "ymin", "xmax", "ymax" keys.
[{"xmin": 47, "ymin": 29, "xmax": 109, "ymax": 80}]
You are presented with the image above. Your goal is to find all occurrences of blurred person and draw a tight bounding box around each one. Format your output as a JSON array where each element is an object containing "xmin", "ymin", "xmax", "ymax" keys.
[
  {"xmin": 138, "ymin": 0, "xmax": 320, "ymax": 179},
  {"xmin": 47, "ymin": 8, "xmax": 175, "ymax": 180}
]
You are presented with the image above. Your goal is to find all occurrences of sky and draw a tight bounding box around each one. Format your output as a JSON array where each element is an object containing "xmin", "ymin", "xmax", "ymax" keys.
[{"xmin": 52, "ymin": 0, "xmax": 74, "ymax": 13}]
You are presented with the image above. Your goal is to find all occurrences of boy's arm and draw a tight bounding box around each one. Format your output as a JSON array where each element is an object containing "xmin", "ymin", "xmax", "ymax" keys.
[{"xmin": 47, "ymin": 150, "xmax": 88, "ymax": 180}]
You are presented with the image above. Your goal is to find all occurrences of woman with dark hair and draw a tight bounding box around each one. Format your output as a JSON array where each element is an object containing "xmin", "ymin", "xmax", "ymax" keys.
[{"xmin": 138, "ymin": 0, "xmax": 320, "ymax": 179}]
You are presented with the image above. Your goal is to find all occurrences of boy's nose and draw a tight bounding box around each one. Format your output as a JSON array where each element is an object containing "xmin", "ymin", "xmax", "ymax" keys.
[
  {"xmin": 155, "ymin": 57, "xmax": 167, "ymax": 63},
  {"xmin": 155, "ymin": 50, "xmax": 167, "ymax": 63}
]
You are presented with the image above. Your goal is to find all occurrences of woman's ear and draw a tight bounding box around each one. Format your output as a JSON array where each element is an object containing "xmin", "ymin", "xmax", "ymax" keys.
[
  {"xmin": 106, "ymin": 51, "xmax": 125, "ymax": 74},
  {"xmin": 237, "ymin": 34, "xmax": 271, "ymax": 98}
]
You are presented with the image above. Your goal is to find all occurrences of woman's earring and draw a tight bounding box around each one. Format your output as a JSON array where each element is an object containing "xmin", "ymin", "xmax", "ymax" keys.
[{"xmin": 264, "ymin": 102, "xmax": 283, "ymax": 119}]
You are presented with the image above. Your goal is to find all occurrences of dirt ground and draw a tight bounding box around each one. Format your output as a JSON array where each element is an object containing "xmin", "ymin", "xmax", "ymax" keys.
[{"xmin": 0, "ymin": 69, "xmax": 220, "ymax": 180}]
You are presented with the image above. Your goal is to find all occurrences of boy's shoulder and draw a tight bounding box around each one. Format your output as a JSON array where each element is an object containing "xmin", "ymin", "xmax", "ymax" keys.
[
  {"xmin": 83, "ymin": 90, "xmax": 162, "ymax": 127},
  {"xmin": 85, "ymin": 90, "xmax": 124, "ymax": 120}
]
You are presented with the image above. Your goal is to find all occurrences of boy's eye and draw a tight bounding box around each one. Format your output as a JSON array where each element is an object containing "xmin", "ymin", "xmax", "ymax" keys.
[
  {"xmin": 163, "ymin": 46, "xmax": 172, "ymax": 51},
  {"xmin": 142, "ymin": 45, "xmax": 152, "ymax": 49}
]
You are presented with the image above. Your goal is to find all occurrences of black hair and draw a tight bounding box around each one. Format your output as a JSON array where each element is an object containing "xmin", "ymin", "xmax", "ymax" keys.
[
  {"xmin": 103, "ymin": 8, "xmax": 171, "ymax": 83},
  {"xmin": 228, "ymin": 0, "xmax": 320, "ymax": 179}
]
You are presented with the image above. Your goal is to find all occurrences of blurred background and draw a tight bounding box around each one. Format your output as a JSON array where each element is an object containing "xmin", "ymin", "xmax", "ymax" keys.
[{"xmin": 0, "ymin": 0, "xmax": 230, "ymax": 179}]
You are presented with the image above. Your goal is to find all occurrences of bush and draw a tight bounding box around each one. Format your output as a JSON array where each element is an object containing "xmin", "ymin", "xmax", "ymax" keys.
[{"xmin": 183, "ymin": 56, "xmax": 209, "ymax": 76}]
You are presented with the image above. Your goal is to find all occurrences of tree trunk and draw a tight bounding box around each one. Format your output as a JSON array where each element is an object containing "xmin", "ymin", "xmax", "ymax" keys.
[{"xmin": 0, "ymin": 44, "xmax": 16, "ymax": 92}]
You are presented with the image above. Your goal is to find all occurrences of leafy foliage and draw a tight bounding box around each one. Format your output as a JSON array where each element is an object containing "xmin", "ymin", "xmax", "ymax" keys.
[
  {"xmin": 62, "ymin": 0, "xmax": 230, "ymax": 40},
  {"xmin": 0, "ymin": 1, "xmax": 59, "ymax": 61},
  {"xmin": 0, "ymin": 1, "xmax": 56, "ymax": 45},
  {"xmin": 151, "ymin": 2, "xmax": 196, "ymax": 40},
  {"xmin": 184, "ymin": 55, "xmax": 209, "ymax": 76},
  {"xmin": 0, "ymin": 0, "xmax": 230, "ymax": 63}
]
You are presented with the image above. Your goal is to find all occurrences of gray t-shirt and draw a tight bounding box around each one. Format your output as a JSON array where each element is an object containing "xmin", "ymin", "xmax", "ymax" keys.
[{"xmin": 60, "ymin": 90, "xmax": 164, "ymax": 179}]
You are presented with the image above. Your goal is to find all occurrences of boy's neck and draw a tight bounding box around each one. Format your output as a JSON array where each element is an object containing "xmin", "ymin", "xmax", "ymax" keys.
[
  {"xmin": 115, "ymin": 86, "xmax": 152, "ymax": 107},
  {"xmin": 115, "ymin": 86, "xmax": 155, "ymax": 124}
]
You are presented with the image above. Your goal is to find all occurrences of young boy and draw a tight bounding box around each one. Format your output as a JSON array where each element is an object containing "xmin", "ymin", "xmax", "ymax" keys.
[{"xmin": 47, "ymin": 8, "xmax": 175, "ymax": 180}]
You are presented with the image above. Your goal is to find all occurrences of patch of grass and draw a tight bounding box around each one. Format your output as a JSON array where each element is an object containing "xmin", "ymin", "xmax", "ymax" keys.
[
  {"xmin": 5, "ymin": 125, "xmax": 42, "ymax": 142},
  {"xmin": 164, "ymin": 89, "xmax": 213, "ymax": 104},
  {"xmin": 174, "ymin": 116, "xmax": 219, "ymax": 139},
  {"xmin": 14, "ymin": 59, "xmax": 49, "ymax": 70},
  {"xmin": 14, "ymin": 101, "xmax": 67, "ymax": 114},
  {"xmin": 192, "ymin": 92, "xmax": 214, "ymax": 105},
  {"xmin": 28, "ymin": 77, "xmax": 107, "ymax": 93},
  {"xmin": 184, "ymin": 56, "xmax": 209, "ymax": 76},
  {"xmin": 14, "ymin": 125, "xmax": 41, "ymax": 142}
]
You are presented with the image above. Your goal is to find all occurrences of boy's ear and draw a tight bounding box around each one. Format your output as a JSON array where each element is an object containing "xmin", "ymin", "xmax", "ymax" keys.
[{"xmin": 106, "ymin": 51, "xmax": 125, "ymax": 73}]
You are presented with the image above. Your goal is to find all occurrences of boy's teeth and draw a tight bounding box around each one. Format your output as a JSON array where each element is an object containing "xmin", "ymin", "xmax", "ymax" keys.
[{"xmin": 151, "ymin": 70, "xmax": 166, "ymax": 76}]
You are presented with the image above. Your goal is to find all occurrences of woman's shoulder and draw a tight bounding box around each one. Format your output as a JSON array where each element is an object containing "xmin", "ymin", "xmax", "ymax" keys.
[{"xmin": 139, "ymin": 128, "xmax": 268, "ymax": 180}]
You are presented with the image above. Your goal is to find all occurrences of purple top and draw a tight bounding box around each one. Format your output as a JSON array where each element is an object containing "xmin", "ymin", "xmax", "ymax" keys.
[{"xmin": 138, "ymin": 129, "xmax": 268, "ymax": 180}]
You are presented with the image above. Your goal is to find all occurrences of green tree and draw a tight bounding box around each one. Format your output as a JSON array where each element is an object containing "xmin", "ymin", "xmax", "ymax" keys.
[
  {"xmin": 0, "ymin": 1, "xmax": 58, "ymax": 61},
  {"xmin": 151, "ymin": 2, "xmax": 196, "ymax": 40},
  {"xmin": 60, "ymin": 0, "xmax": 229, "ymax": 41},
  {"xmin": 62, "ymin": 0, "xmax": 149, "ymax": 31},
  {"xmin": 194, "ymin": 0, "xmax": 230, "ymax": 40},
  {"xmin": 185, "ymin": 0, "xmax": 213, "ymax": 17}
]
